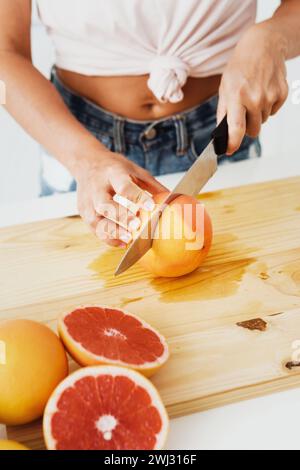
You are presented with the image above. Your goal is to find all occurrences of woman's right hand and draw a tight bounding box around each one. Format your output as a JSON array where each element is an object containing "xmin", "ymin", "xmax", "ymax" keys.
[{"xmin": 76, "ymin": 150, "xmax": 166, "ymax": 247}]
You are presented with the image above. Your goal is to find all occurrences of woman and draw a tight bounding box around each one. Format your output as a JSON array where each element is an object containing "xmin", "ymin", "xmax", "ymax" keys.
[{"xmin": 0, "ymin": 0, "xmax": 299, "ymax": 246}]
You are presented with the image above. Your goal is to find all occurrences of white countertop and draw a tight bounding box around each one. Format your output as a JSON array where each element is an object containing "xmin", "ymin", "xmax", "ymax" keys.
[
  {"xmin": 1, "ymin": 152, "xmax": 299, "ymax": 228},
  {"xmin": 1, "ymin": 154, "xmax": 300, "ymax": 450}
]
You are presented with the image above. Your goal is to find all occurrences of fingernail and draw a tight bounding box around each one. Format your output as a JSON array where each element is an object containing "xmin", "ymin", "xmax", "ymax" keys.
[
  {"xmin": 143, "ymin": 199, "xmax": 155, "ymax": 212},
  {"xmin": 129, "ymin": 218, "xmax": 141, "ymax": 232},
  {"xmin": 120, "ymin": 232, "xmax": 132, "ymax": 244}
]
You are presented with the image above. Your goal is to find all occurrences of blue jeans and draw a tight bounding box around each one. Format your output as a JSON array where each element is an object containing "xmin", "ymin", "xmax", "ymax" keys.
[{"xmin": 40, "ymin": 70, "xmax": 261, "ymax": 196}]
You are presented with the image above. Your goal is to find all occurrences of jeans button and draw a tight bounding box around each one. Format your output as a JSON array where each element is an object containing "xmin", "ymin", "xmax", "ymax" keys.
[{"xmin": 144, "ymin": 128, "xmax": 157, "ymax": 140}]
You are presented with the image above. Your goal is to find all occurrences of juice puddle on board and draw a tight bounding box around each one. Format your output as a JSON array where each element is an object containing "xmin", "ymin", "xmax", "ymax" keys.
[
  {"xmin": 88, "ymin": 248, "xmax": 151, "ymax": 288},
  {"xmin": 87, "ymin": 240, "xmax": 255, "ymax": 304},
  {"xmin": 149, "ymin": 257, "xmax": 255, "ymax": 303}
]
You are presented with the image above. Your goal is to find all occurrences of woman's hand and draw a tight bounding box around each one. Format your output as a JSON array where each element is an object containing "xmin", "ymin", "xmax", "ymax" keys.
[
  {"xmin": 76, "ymin": 150, "xmax": 166, "ymax": 247},
  {"xmin": 218, "ymin": 23, "xmax": 289, "ymax": 155}
]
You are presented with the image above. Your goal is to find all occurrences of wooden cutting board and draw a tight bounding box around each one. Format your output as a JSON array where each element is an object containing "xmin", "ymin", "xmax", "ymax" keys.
[{"xmin": 2, "ymin": 177, "xmax": 300, "ymax": 449}]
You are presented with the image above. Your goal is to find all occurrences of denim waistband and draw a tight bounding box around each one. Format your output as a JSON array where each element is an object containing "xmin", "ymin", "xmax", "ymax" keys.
[{"xmin": 51, "ymin": 69, "xmax": 218, "ymax": 156}]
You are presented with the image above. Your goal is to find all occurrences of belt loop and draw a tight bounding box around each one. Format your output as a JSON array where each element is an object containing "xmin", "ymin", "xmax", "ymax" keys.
[
  {"xmin": 50, "ymin": 66, "xmax": 56, "ymax": 83},
  {"xmin": 113, "ymin": 117, "xmax": 126, "ymax": 154},
  {"xmin": 173, "ymin": 115, "xmax": 188, "ymax": 156}
]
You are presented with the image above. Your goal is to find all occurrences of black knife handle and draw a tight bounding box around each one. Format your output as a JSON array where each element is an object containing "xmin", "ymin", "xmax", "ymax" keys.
[{"xmin": 212, "ymin": 115, "xmax": 228, "ymax": 156}]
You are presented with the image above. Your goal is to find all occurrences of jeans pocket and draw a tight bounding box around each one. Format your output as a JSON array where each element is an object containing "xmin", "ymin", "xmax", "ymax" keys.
[
  {"xmin": 187, "ymin": 139, "xmax": 199, "ymax": 163},
  {"xmin": 187, "ymin": 123, "xmax": 215, "ymax": 163}
]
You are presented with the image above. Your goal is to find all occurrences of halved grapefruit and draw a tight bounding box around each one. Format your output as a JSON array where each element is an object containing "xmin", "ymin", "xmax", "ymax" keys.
[
  {"xmin": 43, "ymin": 366, "xmax": 169, "ymax": 450},
  {"xmin": 58, "ymin": 306, "xmax": 169, "ymax": 377}
]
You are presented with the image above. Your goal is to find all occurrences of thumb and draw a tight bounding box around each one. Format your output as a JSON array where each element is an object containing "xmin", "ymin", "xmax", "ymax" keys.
[{"xmin": 217, "ymin": 94, "xmax": 227, "ymax": 125}]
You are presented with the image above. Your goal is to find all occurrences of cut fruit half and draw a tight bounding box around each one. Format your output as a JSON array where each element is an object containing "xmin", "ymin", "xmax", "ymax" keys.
[
  {"xmin": 43, "ymin": 366, "xmax": 169, "ymax": 450},
  {"xmin": 58, "ymin": 306, "xmax": 169, "ymax": 377}
]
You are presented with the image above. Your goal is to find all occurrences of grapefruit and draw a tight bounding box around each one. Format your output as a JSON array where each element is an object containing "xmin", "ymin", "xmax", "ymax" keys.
[
  {"xmin": 138, "ymin": 192, "xmax": 213, "ymax": 277},
  {"xmin": 0, "ymin": 320, "xmax": 69, "ymax": 425},
  {"xmin": 0, "ymin": 440, "xmax": 29, "ymax": 450},
  {"xmin": 58, "ymin": 306, "xmax": 169, "ymax": 377},
  {"xmin": 43, "ymin": 366, "xmax": 169, "ymax": 450}
]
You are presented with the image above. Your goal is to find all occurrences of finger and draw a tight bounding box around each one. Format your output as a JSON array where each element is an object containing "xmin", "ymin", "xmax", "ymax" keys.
[
  {"xmin": 273, "ymin": 70, "xmax": 289, "ymax": 114},
  {"xmin": 216, "ymin": 93, "xmax": 227, "ymax": 125},
  {"xmin": 78, "ymin": 202, "xmax": 101, "ymax": 232},
  {"xmin": 96, "ymin": 218, "xmax": 132, "ymax": 247},
  {"xmin": 262, "ymin": 104, "xmax": 273, "ymax": 123},
  {"xmin": 226, "ymin": 103, "xmax": 246, "ymax": 155},
  {"xmin": 110, "ymin": 174, "xmax": 155, "ymax": 211},
  {"xmin": 136, "ymin": 171, "xmax": 167, "ymax": 194},
  {"xmin": 93, "ymin": 194, "xmax": 141, "ymax": 233},
  {"xmin": 90, "ymin": 215, "xmax": 102, "ymax": 233},
  {"xmin": 271, "ymin": 83, "xmax": 289, "ymax": 115},
  {"xmin": 271, "ymin": 100, "xmax": 284, "ymax": 116},
  {"xmin": 246, "ymin": 111, "xmax": 262, "ymax": 138}
]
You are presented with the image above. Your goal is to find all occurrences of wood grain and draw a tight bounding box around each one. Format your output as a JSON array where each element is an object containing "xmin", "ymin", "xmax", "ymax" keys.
[{"xmin": 2, "ymin": 177, "xmax": 300, "ymax": 449}]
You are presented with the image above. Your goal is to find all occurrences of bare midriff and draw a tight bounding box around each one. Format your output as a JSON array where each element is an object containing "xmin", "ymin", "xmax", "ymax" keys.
[{"xmin": 57, "ymin": 69, "xmax": 221, "ymax": 121}]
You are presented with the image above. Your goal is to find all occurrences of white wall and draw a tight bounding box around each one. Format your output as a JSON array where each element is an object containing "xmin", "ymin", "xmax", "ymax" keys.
[
  {"xmin": 0, "ymin": 0, "xmax": 299, "ymax": 204},
  {"xmin": 0, "ymin": 18, "xmax": 54, "ymax": 204},
  {"xmin": 257, "ymin": 0, "xmax": 300, "ymax": 169}
]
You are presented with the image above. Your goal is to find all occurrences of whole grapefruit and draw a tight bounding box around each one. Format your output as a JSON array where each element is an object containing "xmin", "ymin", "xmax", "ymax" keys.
[
  {"xmin": 138, "ymin": 192, "xmax": 213, "ymax": 277},
  {"xmin": 0, "ymin": 440, "xmax": 29, "ymax": 450},
  {"xmin": 0, "ymin": 319, "xmax": 69, "ymax": 426}
]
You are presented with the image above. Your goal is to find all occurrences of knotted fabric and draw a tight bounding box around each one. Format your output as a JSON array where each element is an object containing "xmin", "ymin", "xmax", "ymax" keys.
[{"xmin": 148, "ymin": 55, "xmax": 190, "ymax": 104}]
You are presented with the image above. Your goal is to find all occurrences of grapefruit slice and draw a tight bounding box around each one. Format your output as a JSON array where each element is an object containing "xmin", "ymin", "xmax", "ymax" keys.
[
  {"xmin": 58, "ymin": 306, "xmax": 169, "ymax": 377},
  {"xmin": 43, "ymin": 366, "xmax": 169, "ymax": 450}
]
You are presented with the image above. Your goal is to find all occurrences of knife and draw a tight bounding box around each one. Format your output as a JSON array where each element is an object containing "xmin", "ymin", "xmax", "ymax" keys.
[{"xmin": 115, "ymin": 115, "xmax": 229, "ymax": 276}]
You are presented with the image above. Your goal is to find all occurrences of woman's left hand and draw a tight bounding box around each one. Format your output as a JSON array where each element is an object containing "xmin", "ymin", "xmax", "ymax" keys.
[{"xmin": 218, "ymin": 23, "xmax": 289, "ymax": 155}]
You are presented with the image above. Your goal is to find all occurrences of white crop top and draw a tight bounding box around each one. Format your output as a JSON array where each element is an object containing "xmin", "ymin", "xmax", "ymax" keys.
[{"xmin": 36, "ymin": 0, "xmax": 257, "ymax": 103}]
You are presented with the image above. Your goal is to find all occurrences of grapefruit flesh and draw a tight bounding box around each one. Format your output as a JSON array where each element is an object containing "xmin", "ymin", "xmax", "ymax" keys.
[
  {"xmin": 138, "ymin": 192, "xmax": 213, "ymax": 278},
  {"xmin": 43, "ymin": 366, "xmax": 169, "ymax": 450},
  {"xmin": 0, "ymin": 319, "xmax": 69, "ymax": 426},
  {"xmin": 58, "ymin": 306, "xmax": 169, "ymax": 377}
]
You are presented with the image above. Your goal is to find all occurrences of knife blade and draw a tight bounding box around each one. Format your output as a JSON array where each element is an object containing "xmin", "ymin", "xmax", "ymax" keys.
[{"xmin": 115, "ymin": 116, "xmax": 228, "ymax": 276}]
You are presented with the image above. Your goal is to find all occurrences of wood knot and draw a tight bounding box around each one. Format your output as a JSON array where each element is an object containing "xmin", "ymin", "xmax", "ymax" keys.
[
  {"xmin": 286, "ymin": 361, "xmax": 300, "ymax": 371},
  {"xmin": 237, "ymin": 318, "xmax": 267, "ymax": 332}
]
